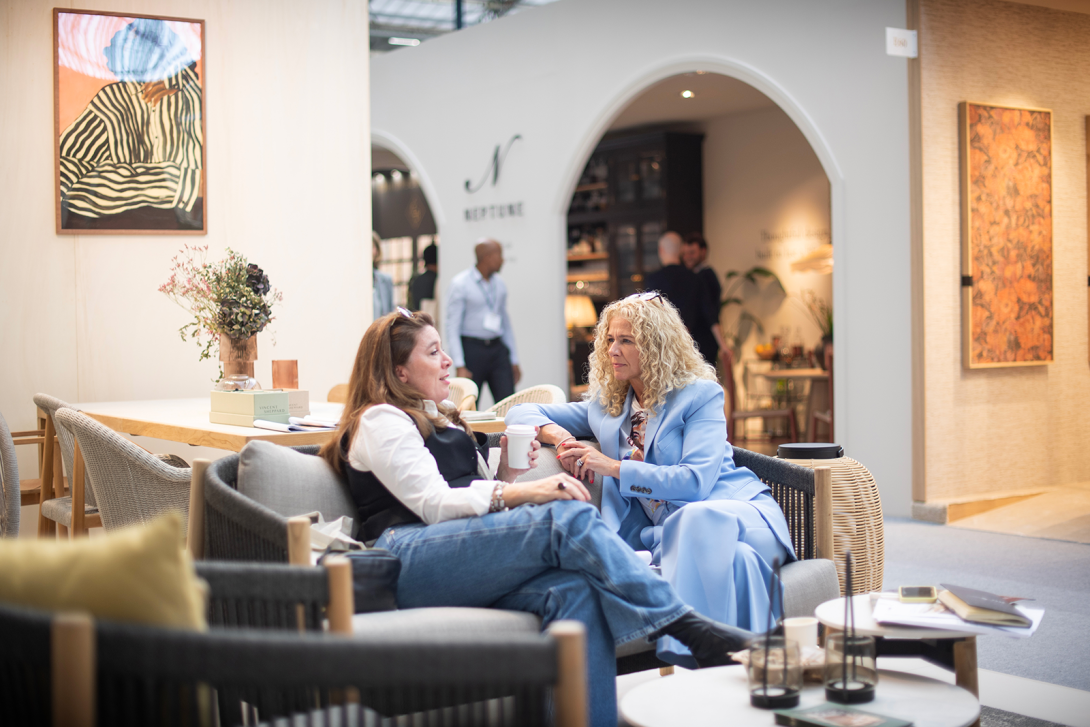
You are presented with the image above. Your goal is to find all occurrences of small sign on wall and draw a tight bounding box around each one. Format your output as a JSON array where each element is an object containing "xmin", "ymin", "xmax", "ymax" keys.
[{"xmin": 886, "ymin": 28, "xmax": 918, "ymax": 58}]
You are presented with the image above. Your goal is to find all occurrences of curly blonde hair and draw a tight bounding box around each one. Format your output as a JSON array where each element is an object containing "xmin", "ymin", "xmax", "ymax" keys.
[{"xmin": 586, "ymin": 294, "xmax": 717, "ymax": 417}]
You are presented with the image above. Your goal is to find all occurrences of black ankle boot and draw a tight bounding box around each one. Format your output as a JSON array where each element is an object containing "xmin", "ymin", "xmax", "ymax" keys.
[{"xmin": 651, "ymin": 611, "xmax": 755, "ymax": 668}]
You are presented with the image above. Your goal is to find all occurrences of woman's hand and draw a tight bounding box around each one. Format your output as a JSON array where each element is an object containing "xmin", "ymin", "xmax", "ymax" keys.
[
  {"xmin": 557, "ymin": 446, "xmax": 621, "ymax": 482},
  {"xmin": 496, "ymin": 433, "xmax": 541, "ymax": 483},
  {"xmin": 503, "ymin": 473, "xmax": 591, "ymax": 507}
]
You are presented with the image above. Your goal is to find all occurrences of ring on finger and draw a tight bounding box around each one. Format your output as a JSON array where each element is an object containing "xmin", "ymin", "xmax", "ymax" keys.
[
  {"xmin": 558, "ymin": 482, "xmax": 566, "ymax": 490},
  {"xmin": 576, "ymin": 458, "xmax": 585, "ymax": 467}
]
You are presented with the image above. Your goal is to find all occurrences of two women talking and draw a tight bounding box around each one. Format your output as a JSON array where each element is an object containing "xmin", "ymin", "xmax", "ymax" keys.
[{"xmin": 322, "ymin": 295, "xmax": 793, "ymax": 727}]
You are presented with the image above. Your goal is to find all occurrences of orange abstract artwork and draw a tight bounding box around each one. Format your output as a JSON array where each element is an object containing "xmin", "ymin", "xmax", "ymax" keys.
[{"xmin": 960, "ymin": 103, "xmax": 1053, "ymax": 368}]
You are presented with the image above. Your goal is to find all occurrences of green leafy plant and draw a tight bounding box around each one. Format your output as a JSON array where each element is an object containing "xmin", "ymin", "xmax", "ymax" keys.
[
  {"xmin": 159, "ymin": 245, "xmax": 282, "ymax": 365},
  {"xmin": 719, "ymin": 267, "xmax": 785, "ymax": 358}
]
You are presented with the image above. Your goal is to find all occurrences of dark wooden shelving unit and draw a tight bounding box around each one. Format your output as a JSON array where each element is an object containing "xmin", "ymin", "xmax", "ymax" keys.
[{"xmin": 565, "ymin": 130, "xmax": 704, "ymax": 386}]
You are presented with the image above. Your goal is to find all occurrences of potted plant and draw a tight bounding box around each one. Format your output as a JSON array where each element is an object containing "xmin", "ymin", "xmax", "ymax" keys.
[
  {"xmin": 720, "ymin": 266, "xmax": 786, "ymax": 361},
  {"xmin": 159, "ymin": 245, "xmax": 282, "ymax": 380},
  {"xmin": 795, "ymin": 289, "xmax": 833, "ymax": 368}
]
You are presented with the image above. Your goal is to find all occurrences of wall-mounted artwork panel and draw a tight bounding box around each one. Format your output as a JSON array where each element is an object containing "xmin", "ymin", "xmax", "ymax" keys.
[
  {"xmin": 54, "ymin": 9, "xmax": 206, "ymax": 234},
  {"xmin": 960, "ymin": 102, "xmax": 1052, "ymax": 368}
]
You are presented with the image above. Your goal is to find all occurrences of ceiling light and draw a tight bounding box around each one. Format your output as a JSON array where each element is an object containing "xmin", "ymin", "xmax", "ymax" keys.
[
  {"xmin": 389, "ymin": 37, "xmax": 420, "ymax": 46},
  {"xmin": 680, "ymin": 90, "xmax": 694, "ymax": 99}
]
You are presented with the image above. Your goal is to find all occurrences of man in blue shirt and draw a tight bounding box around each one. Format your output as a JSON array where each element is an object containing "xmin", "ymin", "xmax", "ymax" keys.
[{"xmin": 445, "ymin": 239, "xmax": 521, "ymax": 403}]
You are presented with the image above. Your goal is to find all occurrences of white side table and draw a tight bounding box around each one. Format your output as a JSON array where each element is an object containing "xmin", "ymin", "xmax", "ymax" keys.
[
  {"xmin": 620, "ymin": 665, "xmax": 979, "ymax": 727},
  {"xmin": 816, "ymin": 595, "xmax": 981, "ymax": 727}
]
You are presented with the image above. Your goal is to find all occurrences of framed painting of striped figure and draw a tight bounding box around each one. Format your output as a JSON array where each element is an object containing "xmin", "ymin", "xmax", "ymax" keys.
[{"xmin": 54, "ymin": 9, "xmax": 206, "ymax": 234}]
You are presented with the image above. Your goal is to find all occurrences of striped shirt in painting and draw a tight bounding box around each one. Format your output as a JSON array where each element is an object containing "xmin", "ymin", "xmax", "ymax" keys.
[{"xmin": 59, "ymin": 65, "xmax": 203, "ymax": 219}]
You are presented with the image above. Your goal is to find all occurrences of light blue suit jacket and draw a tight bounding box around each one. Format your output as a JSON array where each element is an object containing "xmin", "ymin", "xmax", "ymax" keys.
[{"xmin": 505, "ymin": 379, "xmax": 795, "ymax": 559}]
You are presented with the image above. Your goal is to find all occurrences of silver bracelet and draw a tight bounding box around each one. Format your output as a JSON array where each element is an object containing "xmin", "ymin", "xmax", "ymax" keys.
[
  {"xmin": 489, "ymin": 482, "xmax": 508, "ymax": 513},
  {"xmin": 556, "ymin": 435, "xmax": 576, "ymax": 448}
]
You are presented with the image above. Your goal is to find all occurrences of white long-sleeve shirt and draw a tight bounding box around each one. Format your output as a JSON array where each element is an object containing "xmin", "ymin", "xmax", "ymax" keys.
[{"xmin": 347, "ymin": 403, "xmax": 499, "ymax": 524}]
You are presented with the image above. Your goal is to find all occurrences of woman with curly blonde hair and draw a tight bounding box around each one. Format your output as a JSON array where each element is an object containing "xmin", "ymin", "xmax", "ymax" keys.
[{"xmin": 506, "ymin": 292, "xmax": 795, "ymax": 668}]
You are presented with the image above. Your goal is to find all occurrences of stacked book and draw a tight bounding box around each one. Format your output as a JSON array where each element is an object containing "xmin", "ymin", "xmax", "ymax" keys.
[
  {"xmin": 871, "ymin": 584, "xmax": 1042, "ymax": 638},
  {"xmin": 209, "ymin": 389, "xmax": 311, "ymax": 427}
]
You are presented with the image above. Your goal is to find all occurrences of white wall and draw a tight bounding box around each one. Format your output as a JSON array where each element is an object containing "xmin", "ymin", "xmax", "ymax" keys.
[
  {"xmin": 372, "ymin": 0, "xmax": 915, "ymax": 515},
  {"xmin": 1, "ymin": 1, "xmax": 371, "ymax": 511},
  {"xmin": 371, "ymin": 0, "xmax": 913, "ymax": 514}
]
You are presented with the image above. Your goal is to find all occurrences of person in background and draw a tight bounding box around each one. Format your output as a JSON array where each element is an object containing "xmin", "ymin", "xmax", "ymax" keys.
[
  {"xmin": 683, "ymin": 231, "xmax": 727, "ymax": 367},
  {"xmin": 505, "ymin": 293, "xmax": 794, "ymax": 668},
  {"xmin": 644, "ymin": 231, "xmax": 706, "ymax": 357},
  {"xmin": 372, "ymin": 231, "xmax": 395, "ymax": 321},
  {"xmin": 409, "ymin": 243, "xmax": 438, "ymax": 311},
  {"xmin": 445, "ymin": 239, "xmax": 521, "ymax": 403}
]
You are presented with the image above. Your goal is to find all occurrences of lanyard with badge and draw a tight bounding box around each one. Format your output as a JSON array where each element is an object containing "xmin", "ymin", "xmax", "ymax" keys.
[{"xmin": 477, "ymin": 275, "xmax": 504, "ymax": 335}]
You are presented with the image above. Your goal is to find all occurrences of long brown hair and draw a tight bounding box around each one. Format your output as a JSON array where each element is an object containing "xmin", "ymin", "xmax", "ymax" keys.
[{"xmin": 320, "ymin": 310, "xmax": 469, "ymax": 473}]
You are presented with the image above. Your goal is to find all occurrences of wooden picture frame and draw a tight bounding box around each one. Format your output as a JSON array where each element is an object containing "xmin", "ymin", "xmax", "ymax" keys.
[
  {"xmin": 53, "ymin": 8, "xmax": 207, "ymax": 235},
  {"xmin": 959, "ymin": 101, "xmax": 1053, "ymax": 368}
]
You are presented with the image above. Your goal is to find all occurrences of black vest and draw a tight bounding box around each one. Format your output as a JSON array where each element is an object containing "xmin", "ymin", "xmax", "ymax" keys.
[{"xmin": 344, "ymin": 425, "xmax": 490, "ymax": 543}]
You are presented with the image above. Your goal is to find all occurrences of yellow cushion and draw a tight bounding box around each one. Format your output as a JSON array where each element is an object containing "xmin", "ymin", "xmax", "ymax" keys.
[{"xmin": 0, "ymin": 513, "xmax": 206, "ymax": 630}]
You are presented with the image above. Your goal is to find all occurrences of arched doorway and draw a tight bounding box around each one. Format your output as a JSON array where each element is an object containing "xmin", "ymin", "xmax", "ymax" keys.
[
  {"xmin": 370, "ymin": 143, "xmax": 440, "ymax": 312},
  {"xmin": 563, "ymin": 71, "xmax": 833, "ymax": 450}
]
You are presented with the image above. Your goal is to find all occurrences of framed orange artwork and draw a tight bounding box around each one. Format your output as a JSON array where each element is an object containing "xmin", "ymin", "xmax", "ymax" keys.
[
  {"xmin": 53, "ymin": 9, "xmax": 206, "ymax": 234},
  {"xmin": 959, "ymin": 102, "xmax": 1052, "ymax": 368}
]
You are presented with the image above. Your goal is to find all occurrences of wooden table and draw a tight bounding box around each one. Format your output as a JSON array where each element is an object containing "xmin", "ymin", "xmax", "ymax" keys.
[
  {"xmin": 76, "ymin": 397, "xmax": 507, "ymax": 450},
  {"xmin": 753, "ymin": 368, "xmax": 829, "ymax": 439},
  {"xmin": 621, "ymin": 664, "xmax": 979, "ymax": 727},
  {"xmin": 816, "ymin": 595, "xmax": 982, "ymax": 727}
]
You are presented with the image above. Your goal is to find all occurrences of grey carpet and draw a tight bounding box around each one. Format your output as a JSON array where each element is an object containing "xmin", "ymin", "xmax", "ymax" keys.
[
  {"xmin": 981, "ymin": 705, "xmax": 1070, "ymax": 727},
  {"xmin": 881, "ymin": 517, "xmax": 1090, "ymax": 692}
]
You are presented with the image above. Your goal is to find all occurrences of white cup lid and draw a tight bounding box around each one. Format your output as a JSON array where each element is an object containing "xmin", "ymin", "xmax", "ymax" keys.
[{"xmin": 504, "ymin": 424, "xmax": 536, "ymax": 436}]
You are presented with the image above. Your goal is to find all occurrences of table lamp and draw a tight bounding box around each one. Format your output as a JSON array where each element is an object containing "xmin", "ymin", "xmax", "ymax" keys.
[{"xmin": 565, "ymin": 295, "xmax": 598, "ymax": 331}]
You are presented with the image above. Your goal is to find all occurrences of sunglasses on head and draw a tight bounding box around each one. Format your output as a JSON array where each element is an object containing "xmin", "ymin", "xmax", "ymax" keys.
[
  {"xmin": 396, "ymin": 307, "xmax": 415, "ymax": 318},
  {"xmin": 624, "ymin": 291, "xmax": 664, "ymax": 305}
]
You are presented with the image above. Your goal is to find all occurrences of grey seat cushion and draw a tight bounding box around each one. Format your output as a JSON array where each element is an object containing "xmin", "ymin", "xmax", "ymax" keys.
[
  {"xmin": 352, "ymin": 607, "xmax": 542, "ymax": 638},
  {"xmin": 237, "ymin": 440, "xmax": 357, "ymax": 524},
  {"xmin": 781, "ymin": 558, "xmax": 840, "ymax": 619}
]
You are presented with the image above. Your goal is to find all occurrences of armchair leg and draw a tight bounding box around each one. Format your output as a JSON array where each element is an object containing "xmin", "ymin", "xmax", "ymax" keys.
[{"xmin": 547, "ymin": 620, "xmax": 588, "ymax": 727}]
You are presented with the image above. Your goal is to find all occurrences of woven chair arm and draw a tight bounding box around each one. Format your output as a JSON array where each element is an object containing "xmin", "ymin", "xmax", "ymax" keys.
[
  {"xmin": 731, "ymin": 446, "xmax": 814, "ymax": 495},
  {"xmin": 204, "ymin": 455, "xmax": 290, "ymax": 560},
  {"xmin": 195, "ymin": 562, "xmax": 329, "ymax": 603}
]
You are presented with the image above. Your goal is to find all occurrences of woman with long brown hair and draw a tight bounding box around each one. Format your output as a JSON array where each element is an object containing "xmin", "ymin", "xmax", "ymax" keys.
[{"xmin": 321, "ymin": 309, "xmax": 757, "ymax": 727}]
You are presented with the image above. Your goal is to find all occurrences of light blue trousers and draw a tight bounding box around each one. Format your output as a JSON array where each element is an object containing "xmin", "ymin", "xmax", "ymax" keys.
[
  {"xmin": 647, "ymin": 497, "xmax": 791, "ymax": 667},
  {"xmin": 373, "ymin": 500, "xmax": 691, "ymax": 727}
]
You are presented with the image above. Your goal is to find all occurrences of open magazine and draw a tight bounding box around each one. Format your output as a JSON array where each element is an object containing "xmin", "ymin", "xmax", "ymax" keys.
[{"xmin": 871, "ymin": 594, "xmax": 1044, "ymax": 639}]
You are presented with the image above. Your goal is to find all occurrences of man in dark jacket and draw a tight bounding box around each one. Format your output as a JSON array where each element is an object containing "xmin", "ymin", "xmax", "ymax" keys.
[
  {"xmin": 645, "ymin": 231, "xmax": 712, "ymax": 361},
  {"xmin": 409, "ymin": 243, "xmax": 438, "ymax": 311},
  {"xmin": 683, "ymin": 232, "xmax": 726, "ymax": 367}
]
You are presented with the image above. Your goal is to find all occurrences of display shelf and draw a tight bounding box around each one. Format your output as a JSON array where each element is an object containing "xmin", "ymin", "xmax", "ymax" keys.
[{"xmin": 566, "ymin": 252, "xmax": 609, "ymax": 262}]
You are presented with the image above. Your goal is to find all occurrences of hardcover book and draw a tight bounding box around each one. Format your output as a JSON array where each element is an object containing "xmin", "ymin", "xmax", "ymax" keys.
[
  {"xmin": 775, "ymin": 704, "xmax": 912, "ymax": 727},
  {"xmin": 938, "ymin": 584, "xmax": 1032, "ymax": 628}
]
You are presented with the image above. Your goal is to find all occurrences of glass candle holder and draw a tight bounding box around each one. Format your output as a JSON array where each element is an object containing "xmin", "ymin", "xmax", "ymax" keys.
[
  {"xmin": 748, "ymin": 636, "xmax": 802, "ymax": 709},
  {"xmin": 824, "ymin": 633, "xmax": 878, "ymax": 704}
]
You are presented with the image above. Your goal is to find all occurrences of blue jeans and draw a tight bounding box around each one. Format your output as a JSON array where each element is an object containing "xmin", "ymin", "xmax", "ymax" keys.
[{"xmin": 373, "ymin": 500, "xmax": 691, "ymax": 727}]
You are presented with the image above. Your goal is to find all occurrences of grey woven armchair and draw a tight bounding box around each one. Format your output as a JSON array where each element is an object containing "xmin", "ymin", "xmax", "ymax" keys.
[
  {"xmin": 33, "ymin": 394, "xmax": 102, "ymax": 537},
  {"xmin": 55, "ymin": 408, "xmax": 191, "ymax": 533},
  {"xmin": 0, "ymin": 412, "xmax": 21, "ymax": 538}
]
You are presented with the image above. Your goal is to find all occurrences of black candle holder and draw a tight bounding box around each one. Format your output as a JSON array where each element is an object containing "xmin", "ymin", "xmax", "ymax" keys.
[
  {"xmin": 748, "ymin": 558, "xmax": 802, "ymax": 709},
  {"xmin": 823, "ymin": 551, "xmax": 878, "ymax": 704}
]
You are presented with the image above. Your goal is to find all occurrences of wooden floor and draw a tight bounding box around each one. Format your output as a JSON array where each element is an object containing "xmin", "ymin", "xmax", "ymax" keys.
[{"xmin": 948, "ymin": 480, "xmax": 1090, "ymax": 545}]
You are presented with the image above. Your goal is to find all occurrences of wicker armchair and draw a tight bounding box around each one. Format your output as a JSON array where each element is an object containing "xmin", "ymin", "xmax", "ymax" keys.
[
  {"xmin": 55, "ymin": 408, "xmax": 191, "ymax": 533},
  {"xmin": 488, "ymin": 384, "xmax": 567, "ymax": 418},
  {"xmin": 448, "ymin": 376, "xmax": 479, "ymax": 411},
  {"xmin": 0, "ymin": 597, "xmax": 586, "ymax": 727},
  {"xmin": 0, "ymin": 412, "xmax": 21, "ymax": 538},
  {"xmin": 33, "ymin": 394, "xmax": 102, "ymax": 537}
]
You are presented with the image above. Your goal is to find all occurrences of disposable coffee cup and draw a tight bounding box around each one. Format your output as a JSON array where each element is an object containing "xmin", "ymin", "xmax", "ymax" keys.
[
  {"xmin": 504, "ymin": 424, "xmax": 536, "ymax": 469},
  {"xmin": 783, "ymin": 616, "xmax": 819, "ymax": 649}
]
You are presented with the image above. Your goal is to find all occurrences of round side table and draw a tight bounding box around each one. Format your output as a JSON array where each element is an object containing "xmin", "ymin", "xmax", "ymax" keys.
[
  {"xmin": 816, "ymin": 595, "xmax": 982, "ymax": 727},
  {"xmin": 620, "ymin": 664, "xmax": 979, "ymax": 727}
]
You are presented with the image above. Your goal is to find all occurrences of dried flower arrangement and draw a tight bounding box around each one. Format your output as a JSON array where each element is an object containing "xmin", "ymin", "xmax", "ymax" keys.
[
  {"xmin": 159, "ymin": 245, "xmax": 282, "ymax": 365},
  {"xmin": 796, "ymin": 289, "xmax": 833, "ymax": 339}
]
